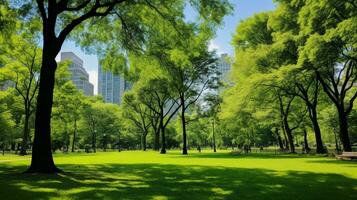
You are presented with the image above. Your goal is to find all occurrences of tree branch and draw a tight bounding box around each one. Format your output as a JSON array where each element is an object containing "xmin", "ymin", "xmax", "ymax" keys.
[
  {"xmin": 346, "ymin": 91, "xmax": 357, "ymax": 114},
  {"xmin": 316, "ymin": 71, "xmax": 338, "ymax": 104},
  {"xmin": 185, "ymin": 79, "xmax": 209, "ymax": 110},
  {"xmin": 59, "ymin": 0, "xmax": 91, "ymax": 13},
  {"xmin": 57, "ymin": 0, "xmax": 126, "ymax": 45},
  {"xmin": 36, "ymin": 0, "xmax": 47, "ymax": 20}
]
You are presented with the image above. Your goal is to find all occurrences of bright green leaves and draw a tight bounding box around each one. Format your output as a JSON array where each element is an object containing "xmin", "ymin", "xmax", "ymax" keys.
[
  {"xmin": 0, "ymin": 34, "xmax": 41, "ymax": 74},
  {"xmin": 298, "ymin": 6, "xmax": 357, "ymax": 70},
  {"xmin": 0, "ymin": 90, "xmax": 16, "ymax": 139},
  {"xmin": 233, "ymin": 12, "xmax": 273, "ymax": 50},
  {"xmin": 268, "ymin": 1, "xmax": 300, "ymax": 33},
  {"xmin": 331, "ymin": 17, "xmax": 357, "ymax": 50},
  {"xmin": 189, "ymin": 0, "xmax": 233, "ymax": 27},
  {"xmin": 73, "ymin": 0, "xmax": 232, "ymax": 77},
  {"xmin": 298, "ymin": 33, "xmax": 333, "ymax": 69},
  {"xmin": 223, "ymin": 0, "xmax": 357, "ymax": 150},
  {"xmin": 99, "ymin": 47, "xmax": 127, "ymax": 76},
  {"xmin": 0, "ymin": 1, "xmax": 17, "ymax": 35},
  {"xmin": 298, "ymin": 0, "xmax": 356, "ymax": 35},
  {"xmin": 169, "ymin": 49, "xmax": 191, "ymax": 69}
]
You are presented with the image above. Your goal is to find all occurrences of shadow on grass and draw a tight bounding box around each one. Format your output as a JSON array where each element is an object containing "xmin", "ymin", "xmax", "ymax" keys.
[
  {"xmin": 0, "ymin": 163, "xmax": 356, "ymax": 200},
  {"xmin": 170, "ymin": 151, "xmax": 322, "ymax": 159}
]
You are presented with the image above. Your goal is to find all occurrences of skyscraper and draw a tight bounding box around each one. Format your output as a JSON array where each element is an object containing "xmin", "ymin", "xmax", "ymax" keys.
[
  {"xmin": 98, "ymin": 65, "xmax": 130, "ymax": 104},
  {"xmin": 217, "ymin": 53, "xmax": 231, "ymax": 83},
  {"xmin": 60, "ymin": 52, "xmax": 94, "ymax": 96}
]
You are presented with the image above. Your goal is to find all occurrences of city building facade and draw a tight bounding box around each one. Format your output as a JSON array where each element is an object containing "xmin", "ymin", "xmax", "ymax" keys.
[
  {"xmin": 217, "ymin": 53, "xmax": 231, "ymax": 83},
  {"xmin": 98, "ymin": 64, "xmax": 130, "ymax": 105},
  {"xmin": 60, "ymin": 52, "xmax": 94, "ymax": 96}
]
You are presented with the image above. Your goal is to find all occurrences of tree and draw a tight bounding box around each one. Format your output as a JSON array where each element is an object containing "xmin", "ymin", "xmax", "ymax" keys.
[
  {"xmin": 122, "ymin": 92, "xmax": 152, "ymax": 151},
  {"xmin": 138, "ymin": 78, "xmax": 180, "ymax": 154},
  {"xmin": 10, "ymin": 0, "xmax": 232, "ymax": 173},
  {"xmin": 287, "ymin": 74, "xmax": 326, "ymax": 153},
  {"xmin": 0, "ymin": 90, "xmax": 16, "ymax": 154},
  {"xmin": 278, "ymin": 94, "xmax": 296, "ymax": 153},
  {"xmin": 182, "ymin": 110, "xmax": 210, "ymax": 152},
  {"xmin": 204, "ymin": 94, "xmax": 223, "ymax": 152},
  {"xmin": 296, "ymin": 0, "xmax": 357, "ymax": 151},
  {"xmin": 224, "ymin": 12, "xmax": 301, "ymax": 153},
  {"xmin": 52, "ymin": 82, "xmax": 83, "ymax": 152},
  {"xmin": 265, "ymin": 68, "xmax": 327, "ymax": 153},
  {"xmin": 142, "ymin": 20, "xmax": 222, "ymax": 154},
  {"xmin": 0, "ymin": 34, "xmax": 41, "ymax": 155},
  {"xmin": 81, "ymin": 96, "xmax": 104, "ymax": 153},
  {"xmin": 171, "ymin": 50, "xmax": 219, "ymax": 155},
  {"xmin": 227, "ymin": 4, "xmax": 345, "ymax": 154}
]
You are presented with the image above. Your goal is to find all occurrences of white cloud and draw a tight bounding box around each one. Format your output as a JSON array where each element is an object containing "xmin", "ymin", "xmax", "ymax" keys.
[
  {"xmin": 88, "ymin": 70, "xmax": 98, "ymax": 95},
  {"xmin": 208, "ymin": 40, "xmax": 224, "ymax": 55}
]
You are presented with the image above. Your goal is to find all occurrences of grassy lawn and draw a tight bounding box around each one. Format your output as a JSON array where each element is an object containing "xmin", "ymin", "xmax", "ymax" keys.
[{"xmin": 0, "ymin": 151, "xmax": 356, "ymax": 200}]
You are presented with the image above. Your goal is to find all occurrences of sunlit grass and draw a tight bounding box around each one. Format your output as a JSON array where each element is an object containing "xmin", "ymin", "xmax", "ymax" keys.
[{"xmin": 0, "ymin": 150, "xmax": 356, "ymax": 200}]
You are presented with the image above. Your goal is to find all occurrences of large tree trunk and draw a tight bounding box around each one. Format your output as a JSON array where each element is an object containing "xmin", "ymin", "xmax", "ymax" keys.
[
  {"xmin": 309, "ymin": 106, "xmax": 326, "ymax": 153},
  {"xmin": 154, "ymin": 129, "xmax": 160, "ymax": 151},
  {"xmin": 285, "ymin": 129, "xmax": 295, "ymax": 153},
  {"xmin": 26, "ymin": 50, "xmax": 61, "ymax": 173},
  {"xmin": 181, "ymin": 96, "xmax": 188, "ymax": 155},
  {"xmin": 281, "ymin": 124, "xmax": 289, "ymax": 151},
  {"xmin": 20, "ymin": 112, "xmax": 30, "ymax": 156},
  {"xmin": 316, "ymin": 71, "xmax": 353, "ymax": 152},
  {"xmin": 71, "ymin": 119, "xmax": 77, "ymax": 153},
  {"xmin": 152, "ymin": 122, "xmax": 159, "ymax": 151},
  {"xmin": 337, "ymin": 108, "xmax": 352, "ymax": 152},
  {"xmin": 141, "ymin": 132, "xmax": 147, "ymax": 151},
  {"xmin": 283, "ymin": 118, "xmax": 295, "ymax": 153},
  {"xmin": 160, "ymin": 117, "xmax": 166, "ymax": 154}
]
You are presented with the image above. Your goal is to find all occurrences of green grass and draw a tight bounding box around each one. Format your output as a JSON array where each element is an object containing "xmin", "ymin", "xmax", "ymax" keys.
[{"xmin": 0, "ymin": 150, "xmax": 356, "ymax": 200}]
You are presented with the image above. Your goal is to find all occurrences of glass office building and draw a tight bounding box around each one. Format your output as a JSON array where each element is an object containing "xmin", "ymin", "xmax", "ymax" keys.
[
  {"xmin": 98, "ymin": 65, "xmax": 130, "ymax": 105},
  {"xmin": 60, "ymin": 52, "xmax": 94, "ymax": 96}
]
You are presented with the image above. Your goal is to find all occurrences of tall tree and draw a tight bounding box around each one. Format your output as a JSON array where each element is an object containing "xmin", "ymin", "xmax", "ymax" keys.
[
  {"xmin": 10, "ymin": 0, "xmax": 232, "ymax": 173},
  {"xmin": 171, "ymin": 50, "xmax": 219, "ymax": 155},
  {"xmin": 204, "ymin": 94, "xmax": 222, "ymax": 152},
  {"xmin": 138, "ymin": 78, "xmax": 180, "ymax": 154},
  {"xmin": 122, "ymin": 92, "xmax": 152, "ymax": 151},
  {"xmin": 143, "ymin": 21, "xmax": 222, "ymax": 155},
  {"xmin": 0, "ymin": 90, "xmax": 16, "ymax": 153},
  {"xmin": 81, "ymin": 96, "xmax": 105, "ymax": 153},
  {"xmin": 296, "ymin": 0, "xmax": 357, "ymax": 151},
  {"xmin": 0, "ymin": 35, "xmax": 41, "ymax": 155},
  {"xmin": 287, "ymin": 74, "xmax": 326, "ymax": 153}
]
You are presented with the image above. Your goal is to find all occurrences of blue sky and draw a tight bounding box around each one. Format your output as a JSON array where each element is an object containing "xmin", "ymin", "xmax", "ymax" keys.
[{"xmin": 59, "ymin": 0, "xmax": 276, "ymax": 94}]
